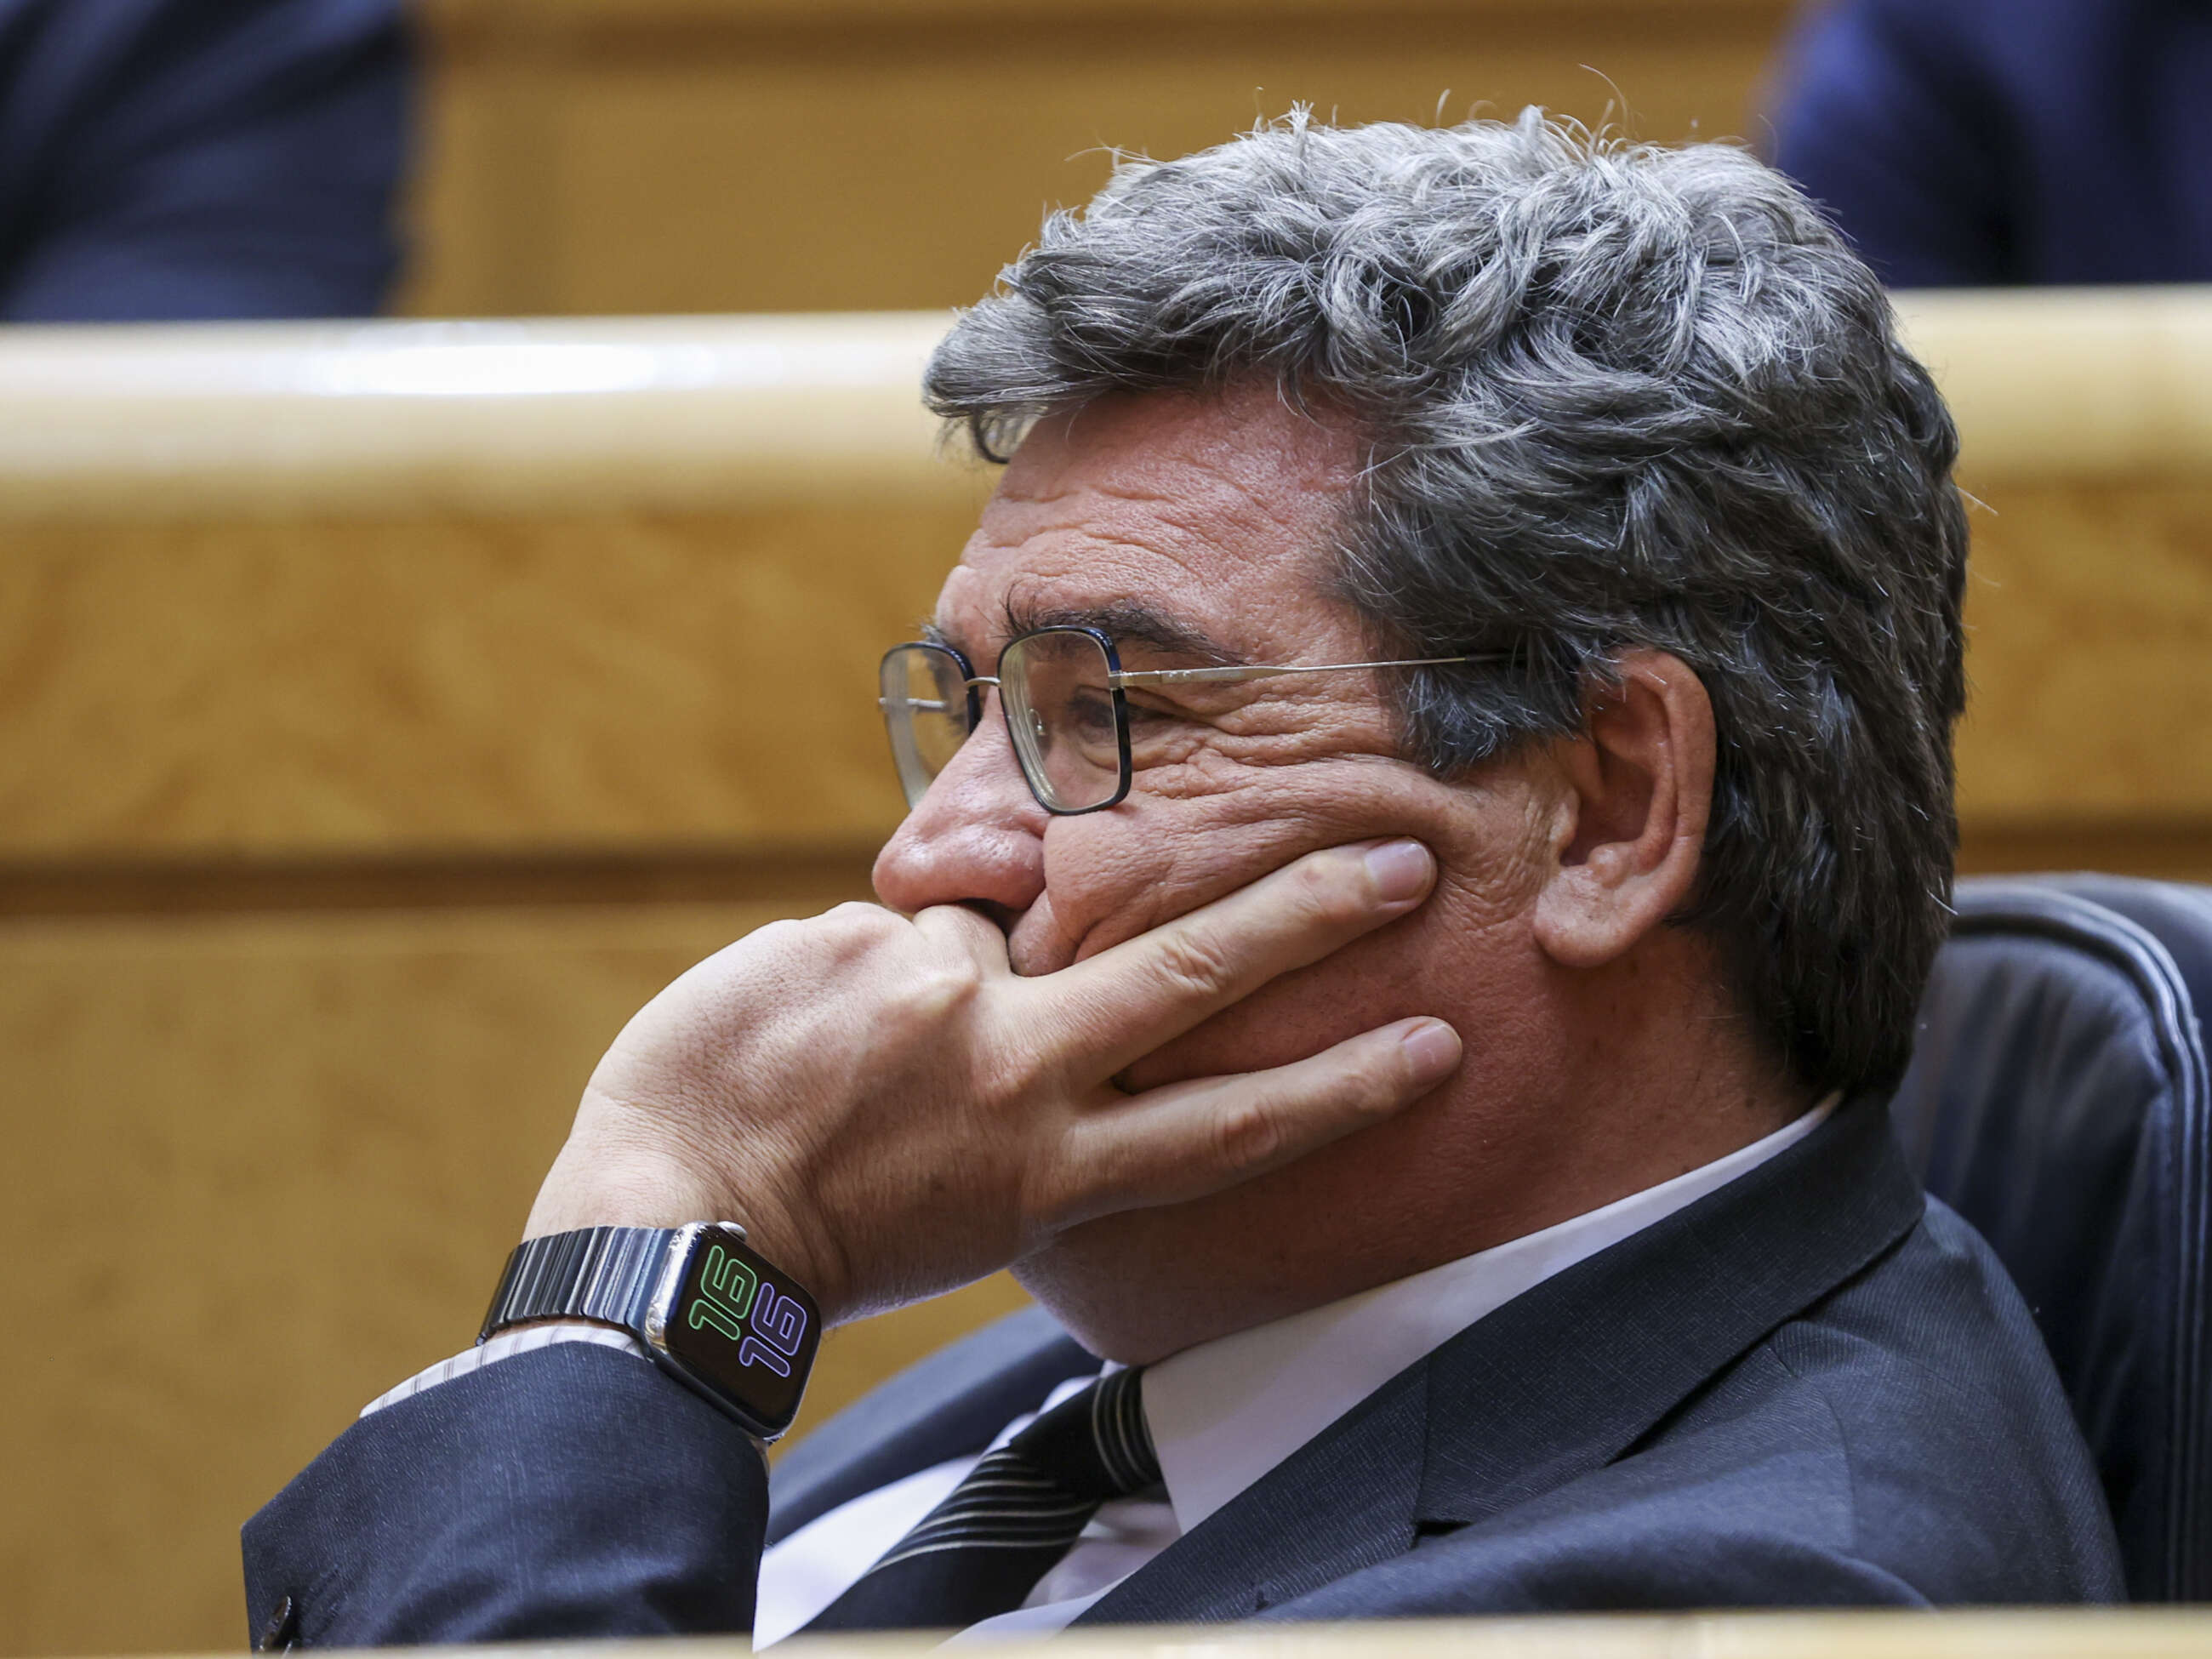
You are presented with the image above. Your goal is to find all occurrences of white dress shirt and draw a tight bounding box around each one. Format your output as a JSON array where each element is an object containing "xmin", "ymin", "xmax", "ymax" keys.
[{"xmin": 361, "ymin": 1097, "xmax": 1835, "ymax": 1647}]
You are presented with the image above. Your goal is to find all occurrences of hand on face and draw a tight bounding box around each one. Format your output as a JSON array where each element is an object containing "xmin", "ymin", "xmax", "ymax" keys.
[
  {"xmin": 872, "ymin": 386, "xmax": 1521, "ymax": 1093},
  {"xmin": 525, "ymin": 840, "xmax": 1461, "ymax": 1325}
]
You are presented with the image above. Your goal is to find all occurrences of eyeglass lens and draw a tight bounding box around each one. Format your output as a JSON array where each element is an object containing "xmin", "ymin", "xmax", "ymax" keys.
[
  {"xmin": 878, "ymin": 630, "xmax": 1130, "ymax": 813},
  {"xmin": 879, "ymin": 643, "xmax": 973, "ymax": 808},
  {"xmin": 1000, "ymin": 629, "xmax": 1126, "ymax": 812}
]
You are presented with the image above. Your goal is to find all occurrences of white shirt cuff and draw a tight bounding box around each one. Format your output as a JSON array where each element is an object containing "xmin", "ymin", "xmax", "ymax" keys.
[{"xmin": 360, "ymin": 1321, "xmax": 649, "ymax": 1417}]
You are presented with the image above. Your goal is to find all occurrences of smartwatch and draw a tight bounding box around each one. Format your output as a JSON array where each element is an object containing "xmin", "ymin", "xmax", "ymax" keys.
[{"xmin": 480, "ymin": 1222, "xmax": 820, "ymax": 1440}]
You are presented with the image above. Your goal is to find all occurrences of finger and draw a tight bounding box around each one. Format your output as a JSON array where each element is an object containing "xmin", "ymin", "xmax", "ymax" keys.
[
  {"xmin": 1040, "ymin": 839, "xmax": 1438, "ymax": 1079},
  {"xmin": 909, "ymin": 899, "xmax": 1018, "ymax": 970},
  {"xmin": 1041, "ymin": 1016, "xmax": 1462, "ymax": 1229}
]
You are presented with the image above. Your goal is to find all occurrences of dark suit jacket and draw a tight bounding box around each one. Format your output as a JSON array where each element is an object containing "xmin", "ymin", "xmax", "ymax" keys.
[
  {"xmin": 0, "ymin": 0, "xmax": 408, "ymax": 320},
  {"xmin": 242, "ymin": 1101, "xmax": 2124, "ymax": 1643},
  {"xmin": 1767, "ymin": 0, "xmax": 2212, "ymax": 287}
]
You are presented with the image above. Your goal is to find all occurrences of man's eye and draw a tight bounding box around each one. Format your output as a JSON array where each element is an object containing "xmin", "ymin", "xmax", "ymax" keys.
[{"xmin": 1061, "ymin": 687, "xmax": 1118, "ymax": 742}]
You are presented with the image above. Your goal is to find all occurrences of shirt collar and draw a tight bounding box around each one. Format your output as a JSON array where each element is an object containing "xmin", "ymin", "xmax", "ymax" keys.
[{"xmin": 1138, "ymin": 1094, "xmax": 1839, "ymax": 1534}]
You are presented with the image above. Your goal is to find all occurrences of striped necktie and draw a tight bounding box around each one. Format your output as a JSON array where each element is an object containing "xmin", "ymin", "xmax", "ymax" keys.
[{"xmin": 803, "ymin": 1366, "xmax": 1160, "ymax": 1632}]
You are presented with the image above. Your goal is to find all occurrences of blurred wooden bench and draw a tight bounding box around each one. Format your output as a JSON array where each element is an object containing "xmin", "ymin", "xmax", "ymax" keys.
[{"xmin": 3, "ymin": 291, "xmax": 2209, "ymax": 1654}]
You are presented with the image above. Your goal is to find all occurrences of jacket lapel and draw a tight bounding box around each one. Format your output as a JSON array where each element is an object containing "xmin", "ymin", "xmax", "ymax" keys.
[
  {"xmin": 1080, "ymin": 1357, "xmax": 1431, "ymax": 1623},
  {"xmin": 1412, "ymin": 1094, "xmax": 1920, "ymax": 1529},
  {"xmin": 1080, "ymin": 1095, "xmax": 1923, "ymax": 1623}
]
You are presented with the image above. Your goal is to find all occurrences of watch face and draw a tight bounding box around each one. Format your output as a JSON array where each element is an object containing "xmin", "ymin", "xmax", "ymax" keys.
[{"xmin": 662, "ymin": 1228, "xmax": 821, "ymax": 1434}]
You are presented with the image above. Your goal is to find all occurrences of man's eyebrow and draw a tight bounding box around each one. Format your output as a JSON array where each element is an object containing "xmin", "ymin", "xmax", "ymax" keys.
[{"xmin": 999, "ymin": 597, "xmax": 1246, "ymax": 664}]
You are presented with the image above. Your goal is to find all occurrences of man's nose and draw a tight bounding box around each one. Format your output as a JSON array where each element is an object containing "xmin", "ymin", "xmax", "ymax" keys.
[{"xmin": 871, "ymin": 693, "xmax": 1050, "ymax": 921}]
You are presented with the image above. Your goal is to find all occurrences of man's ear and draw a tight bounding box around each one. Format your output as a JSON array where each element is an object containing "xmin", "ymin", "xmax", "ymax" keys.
[{"xmin": 1531, "ymin": 648, "xmax": 1714, "ymax": 970}]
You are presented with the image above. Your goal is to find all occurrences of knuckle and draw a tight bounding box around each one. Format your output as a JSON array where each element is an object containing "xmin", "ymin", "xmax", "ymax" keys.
[
  {"xmin": 1284, "ymin": 852, "xmax": 1367, "ymax": 930},
  {"xmin": 1212, "ymin": 1097, "xmax": 1285, "ymax": 1172},
  {"xmin": 982, "ymin": 1038, "xmax": 1050, "ymax": 1101},
  {"xmin": 1328, "ymin": 1044, "xmax": 1411, "ymax": 1118},
  {"xmin": 1347, "ymin": 1062, "xmax": 1406, "ymax": 1120},
  {"xmin": 891, "ymin": 955, "xmax": 983, "ymax": 1021},
  {"xmin": 812, "ymin": 901, "xmax": 900, "ymax": 955},
  {"xmin": 824, "ymin": 900, "xmax": 894, "ymax": 934},
  {"xmin": 1153, "ymin": 926, "xmax": 1237, "ymax": 999}
]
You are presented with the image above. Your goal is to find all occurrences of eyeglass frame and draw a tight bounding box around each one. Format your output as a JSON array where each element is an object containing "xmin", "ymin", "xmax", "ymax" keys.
[{"xmin": 878, "ymin": 624, "xmax": 1508, "ymax": 817}]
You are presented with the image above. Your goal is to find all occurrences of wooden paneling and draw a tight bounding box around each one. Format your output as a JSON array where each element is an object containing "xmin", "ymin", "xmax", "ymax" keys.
[
  {"xmin": 0, "ymin": 508, "xmax": 961, "ymax": 862},
  {"xmin": 1954, "ymin": 483, "xmax": 2212, "ymax": 831},
  {"xmin": 405, "ymin": 0, "xmax": 1794, "ymax": 319}
]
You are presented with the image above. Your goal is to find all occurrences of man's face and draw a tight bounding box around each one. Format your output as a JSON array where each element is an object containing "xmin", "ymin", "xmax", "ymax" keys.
[{"xmin": 872, "ymin": 385, "xmax": 1562, "ymax": 1356}]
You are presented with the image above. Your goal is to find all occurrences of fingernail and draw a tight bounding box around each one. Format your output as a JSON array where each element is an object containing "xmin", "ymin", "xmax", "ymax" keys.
[
  {"xmin": 1364, "ymin": 839, "xmax": 1434, "ymax": 904},
  {"xmin": 1400, "ymin": 1018, "xmax": 1462, "ymax": 1077}
]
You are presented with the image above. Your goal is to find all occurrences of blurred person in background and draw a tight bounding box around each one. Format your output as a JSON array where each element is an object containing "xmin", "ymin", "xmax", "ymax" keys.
[
  {"xmin": 0, "ymin": 0, "xmax": 409, "ymax": 321},
  {"xmin": 1766, "ymin": 0, "xmax": 2212, "ymax": 287}
]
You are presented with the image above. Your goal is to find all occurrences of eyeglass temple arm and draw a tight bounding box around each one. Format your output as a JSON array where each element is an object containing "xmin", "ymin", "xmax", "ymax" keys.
[
  {"xmin": 1111, "ymin": 653, "xmax": 1502, "ymax": 687},
  {"xmin": 944, "ymin": 654, "xmax": 1506, "ymax": 693}
]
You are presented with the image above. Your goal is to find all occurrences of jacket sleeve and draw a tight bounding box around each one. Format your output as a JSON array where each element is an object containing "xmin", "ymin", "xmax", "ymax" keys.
[
  {"xmin": 1764, "ymin": 0, "xmax": 2016, "ymax": 288},
  {"xmin": 242, "ymin": 1343, "xmax": 769, "ymax": 1646},
  {"xmin": 0, "ymin": 0, "xmax": 410, "ymax": 322}
]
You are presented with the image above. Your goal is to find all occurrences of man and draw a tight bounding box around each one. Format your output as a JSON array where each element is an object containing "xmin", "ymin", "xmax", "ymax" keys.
[
  {"xmin": 244, "ymin": 112, "xmax": 2121, "ymax": 1645},
  {"xmin": 1766, "ymin": 0, "xmax": 2212, "ymax": 286}
]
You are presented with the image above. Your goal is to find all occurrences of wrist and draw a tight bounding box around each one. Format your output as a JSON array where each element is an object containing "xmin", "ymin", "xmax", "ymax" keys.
[
  {"xmin": 523, "ymin": 1153, "xmax": 715, "ymax": 1238},
  {"xmin": 524, "ymin": 1145, "xmax": 845, "ymax": 1324}
]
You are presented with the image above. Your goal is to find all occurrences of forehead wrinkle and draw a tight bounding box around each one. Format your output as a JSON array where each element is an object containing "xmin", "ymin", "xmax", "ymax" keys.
[
  {"xmin": 969, "ymin": 505, "xmax": 1334, "ymax": 650},
  {"xmin": 996, "ymin": 430, "xmax": 1346, "ymax": 569},
  {"xmin": 983, "ymin": 485, "xmax": 1310, "ymax": 585},
  {"xmin": 1022, "ymin": 530, "xmax": 1248, "ymax": 624},
  {"xmin": 995, "ymin": 421, "xmax": 1296, "ymax": 507},
  {"xmin": 961, "ymin": 509, "xmax": 1222, "ymax": 590},
  {"xmin": 1092, "ymin": 457, "xmax": 1343, "ymax": 567}
]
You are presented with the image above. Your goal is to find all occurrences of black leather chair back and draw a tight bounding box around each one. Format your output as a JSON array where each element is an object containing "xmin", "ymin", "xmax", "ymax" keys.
[{"xmin": 1891, "ymin": 875, "xmax": 2212, "ymax": 1601}]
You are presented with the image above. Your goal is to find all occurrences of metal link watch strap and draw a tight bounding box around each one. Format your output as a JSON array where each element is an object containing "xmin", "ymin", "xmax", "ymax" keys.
[{"xmin": 478, "ymin": 1225, "xmax": 684, "ymax": 1343}]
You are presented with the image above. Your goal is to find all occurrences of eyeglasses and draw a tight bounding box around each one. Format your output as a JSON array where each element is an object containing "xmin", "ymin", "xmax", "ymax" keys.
[{"xmin": 879, "ymin": 624, "xmax": 1500, "ymax": 815}]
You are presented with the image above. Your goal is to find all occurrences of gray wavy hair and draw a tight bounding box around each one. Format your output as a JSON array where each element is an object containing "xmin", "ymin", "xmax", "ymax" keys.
[{"xmin": 924, "ymin": 110, "xmax": 1968, "ymax": 1096}]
